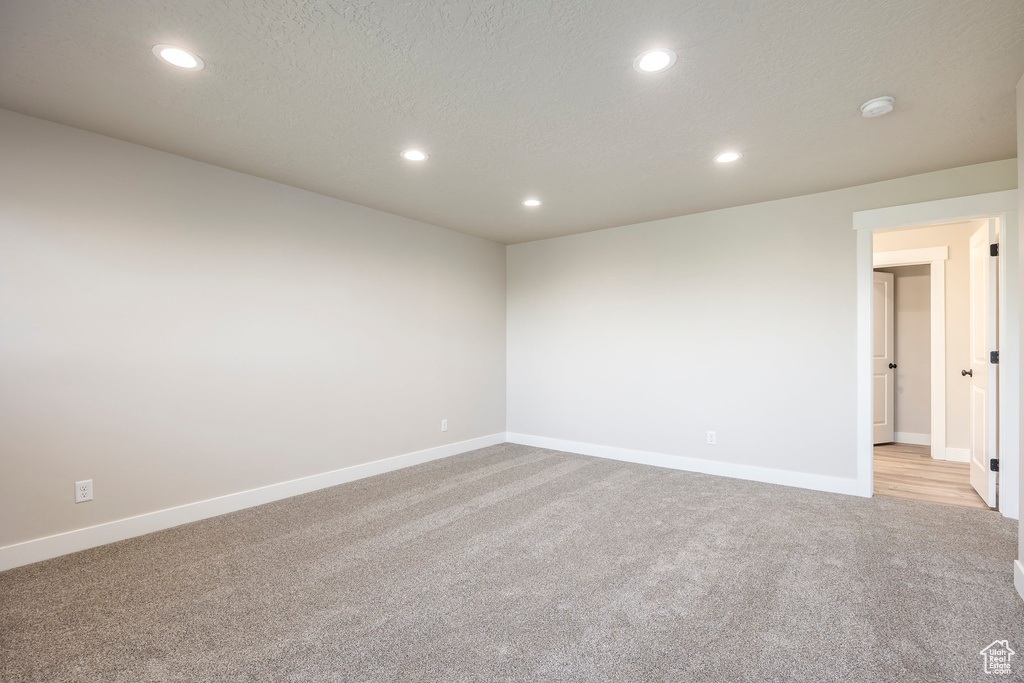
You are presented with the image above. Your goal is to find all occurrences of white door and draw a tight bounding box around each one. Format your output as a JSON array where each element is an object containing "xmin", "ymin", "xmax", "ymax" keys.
[
  {"xmin": 969, "ymin": 219, "xmax": 998, "ymax": 507},
  {"xmin": 873, "ymin": 271, "xmax": 895, "ymax": 444}
]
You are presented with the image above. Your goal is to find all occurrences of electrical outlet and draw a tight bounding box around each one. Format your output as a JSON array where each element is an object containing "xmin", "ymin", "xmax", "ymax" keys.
[
  {"xmin": 706, "ymin": 431, "xmax": 717, "ymax": 445},
  {"xmin": 441, "ymin": 419, "xmax": 448, "ymax": 432},
  {"xmin": 75, "ymin": 479, "xmax": 93, "ymax": 503}
]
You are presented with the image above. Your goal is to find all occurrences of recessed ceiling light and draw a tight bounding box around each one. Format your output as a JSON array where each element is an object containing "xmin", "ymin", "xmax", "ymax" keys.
[
  {"xmin": 714, "ymin": 151, "xmax": 742, "ymax": 163},
  {"xmin": 633, "ymin": 48, "xmax": 677, "ymax": 74},
  {"xmin": 522, "ymin": 198, "xmax": 542, "ymax": 207},
  {"xmin": 401, "ymin": 149, "xmax": 428, "ymax": 161},
  {"xmin": 861, "ymin": 96, "xmax": 895, "ymax": 118},
  {"xmin": 152, "ymin": 44, "xmax": 204, "ymax": 71}
]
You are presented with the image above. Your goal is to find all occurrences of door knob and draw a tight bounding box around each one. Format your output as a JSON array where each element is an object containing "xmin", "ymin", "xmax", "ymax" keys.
[
  {"xmin": 962, "ymin": 369, "xmax": 973, "ymax": 377},
  {"xmin": 888, "ymin": 363, "xmax": 897, "ymax": 369}
]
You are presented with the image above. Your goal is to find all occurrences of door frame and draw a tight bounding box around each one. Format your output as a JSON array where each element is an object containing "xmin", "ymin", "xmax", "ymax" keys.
[
  {"xmin": 853, "ymin": 190, "xmax": 1019, "ymax": 518},
  {"xmin": 873, "ymin": 246, "xmax": 948, "ymax": 459}
]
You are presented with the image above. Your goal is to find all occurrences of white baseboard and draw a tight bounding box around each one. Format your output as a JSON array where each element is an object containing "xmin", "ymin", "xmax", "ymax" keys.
[
  {"xmin": 1016, "ymin": 560, "xmax": 1024, "ymax": 604},
  {"xmin": 944, "ymin": 447, "xmax": 971, "ymax": 463},
  {"xmin": 0, "ymin": 432, "xmax": 507, "ymax": 573},
  {"xmin": 506, "ymin": 433, "xmax": 862, "ymax": 497},
  {"xmin": 894, "ymin": 432, "xmax": 930, "ymax": 446}
]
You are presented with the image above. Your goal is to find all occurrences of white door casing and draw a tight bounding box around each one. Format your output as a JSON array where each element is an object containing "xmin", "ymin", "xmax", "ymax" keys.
[
  {"xmin": 968, "ymin": 218, "xmax": 998, "ymax": 507},
  {"xmin": 873, "ymin": 271, "xmax": 895, "ymax": 444}
]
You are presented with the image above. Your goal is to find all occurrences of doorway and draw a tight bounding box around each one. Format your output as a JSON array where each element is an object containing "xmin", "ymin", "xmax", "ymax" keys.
[
  {"xmin": 872, "ymin": 265, "xmax": 930, "ymax": 448},
  {"xmin": 853, "ymin": 190, "xmax": 1019, "ymax": 519},
  {"xmin": 871, "ymin": 222, "xmax": 991, "ymax": 509}
]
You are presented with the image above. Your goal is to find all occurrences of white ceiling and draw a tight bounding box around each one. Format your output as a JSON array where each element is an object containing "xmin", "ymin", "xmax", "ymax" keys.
[{"xmin": 1, "ymin": 1, "xmax": 1022, "ymax": 244}]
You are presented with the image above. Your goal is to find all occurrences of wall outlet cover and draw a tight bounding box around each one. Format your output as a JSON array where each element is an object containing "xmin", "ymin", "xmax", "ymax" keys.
[{"xmin": 75, "ymin": 479, "xmax": 93, "ymax": 503}]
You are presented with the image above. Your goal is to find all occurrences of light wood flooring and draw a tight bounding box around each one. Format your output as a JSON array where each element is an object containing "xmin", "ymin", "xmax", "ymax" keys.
[{"xmin": 874, "ymin": 443, "xmax": 990, "ymax": 509}]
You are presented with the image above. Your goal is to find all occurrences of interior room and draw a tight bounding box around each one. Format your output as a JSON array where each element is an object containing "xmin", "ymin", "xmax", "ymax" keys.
[{"xmin": 2, "ymin": 1, "xmax": 1024, "ymax": 680}]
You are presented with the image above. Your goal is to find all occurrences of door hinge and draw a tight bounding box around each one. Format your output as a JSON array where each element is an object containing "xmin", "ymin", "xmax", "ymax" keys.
[
  {"xmin": 991, "ymin": 351, "xmax": 999, "ymax": 364},
  {"xmin": 990, "ymin": 458, "xmax": 999, "ymax": 472},
  {"xmin": 991, "ymin": 243, "xmax": 999, "ymax": 257}
]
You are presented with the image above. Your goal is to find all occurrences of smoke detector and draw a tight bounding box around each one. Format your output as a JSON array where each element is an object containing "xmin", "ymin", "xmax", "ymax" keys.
[{"xmin": 861, "ymin": 96, "xmax": 895, "ymax": 118}]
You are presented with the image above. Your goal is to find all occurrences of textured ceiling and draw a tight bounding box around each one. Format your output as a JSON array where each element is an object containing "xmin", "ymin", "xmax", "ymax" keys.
[{"xmin": 1, "ymin": 1, "xmax": 1023, "ymax": 244}]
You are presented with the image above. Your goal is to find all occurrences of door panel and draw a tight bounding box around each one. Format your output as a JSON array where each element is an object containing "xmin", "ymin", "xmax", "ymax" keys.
[
  {"xmin": 969, "ymin": 219, "xmax": 998, "ymax": 507},
  {"xmin": 873, "ymin": 271, "xmax": 895, "ymax": 444}
]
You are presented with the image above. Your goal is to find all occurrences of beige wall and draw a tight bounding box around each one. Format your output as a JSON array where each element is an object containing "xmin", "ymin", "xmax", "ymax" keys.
[
  {"xmin": 874, "ymin": 223, "xmax": 977, "ymax": 453},
  {"xmin": 0, "ymin": 109, "xmax": 507, "ymax": 548},
  {"xmin": 508, "ymin": 160, "xmax": 1016, "ymax": 481},
  {"xmin": 874, "ymin": 265, "xmax": 930, "ymax": 439}
]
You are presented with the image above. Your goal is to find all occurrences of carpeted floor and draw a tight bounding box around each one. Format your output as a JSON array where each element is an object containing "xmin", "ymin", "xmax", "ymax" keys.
[{"xmin": 2, "ymin": 443, "xmax": 1022, "ymax": 682}]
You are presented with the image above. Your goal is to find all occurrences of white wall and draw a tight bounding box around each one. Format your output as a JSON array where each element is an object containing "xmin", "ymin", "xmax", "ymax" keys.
[
  {"xmin": 508, "ymin": 160, "xmax": 1016, "ymax": 485},
  {"xmin": 874, "ymin": 265, "xmax": 930, "ymax": 440},
  {"xmin": 0, "ymin": 109, "xmax": 507, "ymax": 549}
]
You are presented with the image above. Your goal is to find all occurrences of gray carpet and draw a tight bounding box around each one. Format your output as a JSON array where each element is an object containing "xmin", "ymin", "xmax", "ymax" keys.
[{"xmin": 2, "ymin": 443, "xmax": 1023, "ymax": 682}]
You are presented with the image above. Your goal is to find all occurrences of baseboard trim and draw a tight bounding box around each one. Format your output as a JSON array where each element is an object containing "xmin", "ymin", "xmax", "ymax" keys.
[
  {"xmin": 1016, "ymin": 560, "xmax": 1024, "ymax": 603},
  {"xmin": 944, "ymin": 447, "xmax": 971, "ymax": 463},
  {"xmin": 0, "ymin": 432, "xmax": 507, "ymax": 573},
  {"xmin": 506, "ymin": 433, "xmax": 862, "ymax": 497},
  {"xmin": 894, "ymin": 432, "xmax": 930, "ymax": 446}
]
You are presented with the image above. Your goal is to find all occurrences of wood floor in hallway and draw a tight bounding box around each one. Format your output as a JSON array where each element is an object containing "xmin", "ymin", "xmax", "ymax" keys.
[{"xmin": 874, "ymin": 442, "xmax": 990, "ymax": 509}]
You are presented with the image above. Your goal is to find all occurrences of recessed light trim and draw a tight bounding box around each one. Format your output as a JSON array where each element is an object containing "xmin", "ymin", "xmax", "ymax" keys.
[
  {"xmin": 401, "ymin": 149, "xmax": 428, "ymax": 161},
  {"xmin": 633, "ymin": 48, "xmax": 677, "ymax": 74},
  {"xmin": 522, "ymin": 198, "xmax": 542, "ymax": 207},
  {"xmin": 861, "ymin": 96, "xmax": 895, "ymax": 118},
  {"xmin": 714, "ymin": 151, "xmax": 742, "ymax": 163},
  {"xmin": 152, "ymin": 44, "xmax": 204, "ymax": 71}
]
